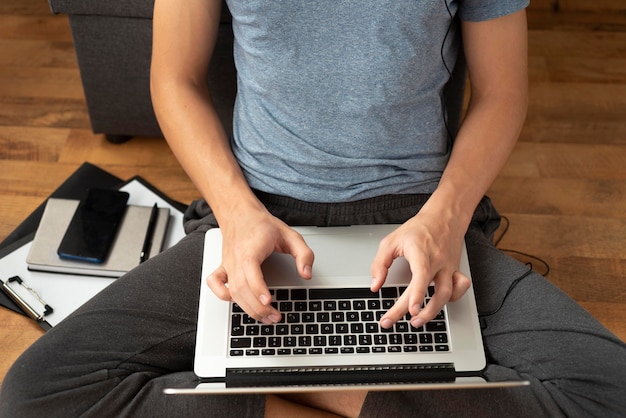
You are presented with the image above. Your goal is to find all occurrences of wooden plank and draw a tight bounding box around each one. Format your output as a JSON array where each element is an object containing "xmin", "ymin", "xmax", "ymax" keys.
[
  {"xmin": 500, "ymin": 142, "xmax": 626, "ymax": 180},
  {"xmin": 492, "ymin": 213, "xmax": 626, "ymax": 260},
  {"xmin": 0, "ymin": 39, "xmax": 77, "ymax": 68},
  {"xmin": 489, "ymin": 177, "xmax": 626, "ymax": 219},
  {"xmin": 0, "ymin": 97, "xmax": 89, "ymax": 129},
  {"xmin": 0, "ymin": 67, "xmax": 84, "ymax": 100},
  {"xmin": 0, "ymin": 15, "xmax": 72, "ymax": 42}
]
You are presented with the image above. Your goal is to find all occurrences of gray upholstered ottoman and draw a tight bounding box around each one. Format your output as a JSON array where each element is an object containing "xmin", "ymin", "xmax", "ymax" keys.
[{"xmin": 48, "ymin": 0, "xmax": 236, "ymax": 142}]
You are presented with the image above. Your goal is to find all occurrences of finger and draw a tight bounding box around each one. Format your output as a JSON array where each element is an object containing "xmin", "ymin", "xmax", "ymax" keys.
[
  {"xmin": 412, "ymin": 270, "xmax": 453, "ymax": 327},
  {"xmin": 403, "ymin": 245, "xmax": 431, "ymax": 318},
  {"xmin": 283, "ymin": 230, "xmax": 315, "ymax": 280},
  {"xmin": 369, "ymin": 240, "xmax": 395, "ymax": 292},
  {"xmin": 231, "ymin": 259, "xmax": 281, "ymax": 324},
  {"xmin": 450, "ymin": 271, "xmax": 471, "ymax": 302},
  {"xmin": 379, "ymin": 289, "xmax": 410, "ymax": 329},
  {"xmin": 206, "ymin": 266, "xmax": 232, "ymax": 301}
]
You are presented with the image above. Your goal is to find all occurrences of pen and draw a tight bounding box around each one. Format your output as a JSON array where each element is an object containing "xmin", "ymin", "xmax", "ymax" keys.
[{"xmin": 140, "ymin": 203, "xmax": 158, "ymax": 263}]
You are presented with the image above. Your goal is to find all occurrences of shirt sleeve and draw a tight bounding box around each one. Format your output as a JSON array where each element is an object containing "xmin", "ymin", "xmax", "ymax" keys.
[{"xmin": 459, "ymin": 0, "xmax": 530, "ymax": 22}]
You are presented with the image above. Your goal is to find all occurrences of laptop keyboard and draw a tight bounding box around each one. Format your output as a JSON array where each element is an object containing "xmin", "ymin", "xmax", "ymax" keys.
[{"xmin": 229, "ymin": 286, "xmax": 450, "ymax": 357}]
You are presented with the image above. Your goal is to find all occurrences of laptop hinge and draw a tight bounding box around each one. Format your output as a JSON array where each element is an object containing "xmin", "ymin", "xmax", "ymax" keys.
[{"xmin": 226, "ymin": 363, "xmax": 455, "ymax": 388}]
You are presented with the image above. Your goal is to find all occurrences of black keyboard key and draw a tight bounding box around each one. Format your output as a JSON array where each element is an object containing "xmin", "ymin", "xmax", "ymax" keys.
[
  {"xmin": 359, "ymin": 335, "xmax": 372, "ymax": 345},
  {"xmin": 246, "ymin": 326, "xmax": 260, "ymax": 336},
  {"xmin": 389, "ymin": 334, "xmax": 402, "ymax": 345},
  {"xmin": 374, "ymin": 335, "xmax": 387, "ymax": 345},
  {"xmin": 295, "ymin": 301, "xmax": 308, "ymax": 311},
  {"xmin": 338, "ymin": 301, "xmax": 351, "ymax": 310},
  {"xmin": 351, "ymin": 323, "xmax": 364, "ymax": 334},
  {"xmin": 353, "ymin": 300, "xmax": 366, "ymax": 310},
  {"xmin": 268, "ymin": 337, "xmax": 281, "ymax": 347},
  {"xmin": 306, "ymin": 324, "xmax": 319, "ymax": 334},
  {"xmin": 317, "ymin": 312, "xmax": 330, "ymax": 322},
  {"xmin": 395, "ymin": 322, "xmax": 409, "ymax": 333},
  {"xmin": 332, "ymin": 312, "xmax": 345, "ymax": 322},
  {"xmin": 278, "ymin": 349, "xmax": 291, "ymax": 355},
  {"xmin": 336, "ymin": 324, "xmax": 349, "ymax": 333},
  {"xmin": 309, "ymin": 301, "xmax": 322, "ymax": 311},
  {"xmin": 291, "ymin": 324, "xmax": 304, "ymax": 334},
  {"xmin": 246, "ymin": 349, "xmax": 260, "ymax": 356},
  {"xmin": 435, "ymin": 345, "xmax": 450, "ymax": 352},
  {"xmin": 341, "ymin": 347, "xmax": 355, "ymax": 354},
  {"xmin": 321, "ymin": 324, "xmax": 334, "ymax": 334},
  {"xmin": 324, "ymin": 301, "xmax": 337, "ymax": 311},
  {"xmin": 284, "ymin": 336, "xmax": 297, "ymax": 347},
  {"xmin": 343, "ymin": 335, "xmax": 357, "ymax": 345},
  {"xmin": 329, "ymin": 336, "xmax": 342, "ymax": 346},
  {"xmin": 231, "ymin": 326, "xmax": 244, "ymax": 336},
  {"xmin": 419, "ymin": 333, "xmax": 433, "ymax": 344},
  {"xmin": 368, "ymin": 300, "xmax": 381, "ymax": 310},
  {"xmin": 388, "ymin": 346, "xmax": 401, "ymax": 353},
  {"xmin": 286, "ymin": 313, "xmax": 300, "ymax": 323},
  {"xmin": 346, "ymin": 312, "xmax": 359, "ymax": 321},
  {"xmin": 356, "ymin": 347, "xmax": 371, "ymax": 354},
  {"xmin": 302, "ymin": 312, "xmax": 315, "ymax": 323},
  {"xmin": 366, "ymin": 323, "xmax": 379, "ymax": 333},
  {"xmin": 382, "ymin": 299, "xmax": 395, "ymax": 309},
  {"xmin": 262, "ymin": 349, "xmax": 276, "ymax": 355},
  {"xmin": 260, "ymin": 325, "xmax": 274, "ymax": 335},
  {"xmin": 404, "ymin": 334, "xmax": 418, "ymax": 345},
  {"xmin": 298, "ymin": 336, "xmax": 312, "ymax": 346},
  {"xmin": 231, "ymin": 337, "xmax": 252, "ymax": 348},
  {"xmin": 280, "ymin": 302, "xmax": 293, "ymax": 312},
  {"xmin": 314, "ymin": 336, "xmax": 327, "ymax": 346},
  {"xmin": 361, "ymin": 311, "xmax": 375, "ymax": 321},
  {"xmin": 276, "ymin": 325, "xmax": 289, "ymax": 335},
  {"xmin": 419, "ymin": 345, "xmax": 434, "ymax": 352},
  {"xmin": 404, "ymin": 346, "xmax": 418, "ymax": 352},
  {"xmin": 325, "ymin": 348, "xmax": 339, "ymax": 354},
  {"xmin": 309, "ymin": 348, "xmax": 323, "ymax": 354},
  {"xmin": 426, "ymin": 321, "xmax": 447, "ymax": 332},
  {"xmin": 294, "ymin": 348, "xmax": 307, "ymax": 355},
  {"xmin": 291, "ymin": 289, "xmax": 307, "ymax": 300},
  {"xmin": 372, "ymin": 347, "xmax": 386, "ymax": 353},
  {"xmin": 230, "ymin": 349, "xmax": 244, "ymax": 356},
  {"xmin": 309, "ymin": 288, "xmax": 378, "ymax": 300},
  {"xmin": 276, "ymin": 289, "xmax": 289, "ymax": 300},
  {"xmin": 381, "ymin": 287, "xmax": 397, "ymax": 298},
  {"xmin": 435, "ymin": 333, "xmax": 448, "ymax": 344},
  {"xmin": 253, "ymin": 337, "xmax": 266, "ymax": 347}
]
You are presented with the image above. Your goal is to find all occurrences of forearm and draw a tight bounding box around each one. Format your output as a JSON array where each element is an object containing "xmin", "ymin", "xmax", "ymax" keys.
[
  {"xmin": 426, "ymin": 86, "xmax": 528, "ymax": 230},
  {"xmin": 151, "ymin": 80, "xmax": 266, "ymax": 224},
  {"xmin": 423, "ymin": 9, "xmax": 528, "ymax": 231},
  {"xmin": 150, "ymin": 0, "xmax": 265, "ymax": 226}
]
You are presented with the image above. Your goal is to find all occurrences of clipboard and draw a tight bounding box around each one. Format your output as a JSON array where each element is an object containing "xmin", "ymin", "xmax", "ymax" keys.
[
  {"xmin": 0, "ymin": 162, "xmax": 189, "ymax": 330},
  {"xmin": 1, "ymin": 276, "xmax": 54, "ymax": 322}
]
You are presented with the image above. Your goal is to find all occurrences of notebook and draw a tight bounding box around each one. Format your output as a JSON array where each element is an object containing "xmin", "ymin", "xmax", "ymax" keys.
[
  {"xmin": 166, "ymin": 224, "xmax": 528, "ymax": 394},
  {"xmin": 26, "ymin": 198, "xmax": 170, "ymax": 278}
]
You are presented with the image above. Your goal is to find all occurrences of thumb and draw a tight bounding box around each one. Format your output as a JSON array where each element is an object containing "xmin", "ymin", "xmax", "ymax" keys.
[
  {"xmin": 283, "ymin": 231, "xmax": 314, "ymax": 280},
  {"xmin": 449, "ymin": 270, "xmax": 471, "ymax": 302}
]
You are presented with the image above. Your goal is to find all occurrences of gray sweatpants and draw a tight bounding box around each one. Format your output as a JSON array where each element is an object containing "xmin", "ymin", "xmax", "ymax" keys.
[{"xmin": 1, "ymin": 193, "xmax": 624, "ymax": 417}]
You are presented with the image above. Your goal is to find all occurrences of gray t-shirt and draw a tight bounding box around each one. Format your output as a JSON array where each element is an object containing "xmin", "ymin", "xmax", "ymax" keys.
[{"xmin": 226, "ymin": 0, "xmax": 528, "ymax": 202}]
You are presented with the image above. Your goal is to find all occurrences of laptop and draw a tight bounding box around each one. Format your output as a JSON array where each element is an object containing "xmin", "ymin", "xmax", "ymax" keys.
[{"xmin": 166, "ymin": 225, "xmax": 528, "ymax": 394}]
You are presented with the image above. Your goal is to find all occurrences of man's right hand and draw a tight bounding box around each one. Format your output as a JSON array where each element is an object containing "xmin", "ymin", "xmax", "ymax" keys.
[{"xmin": 206, "ymin": 210, "xmax": 314, "ymax": 324}]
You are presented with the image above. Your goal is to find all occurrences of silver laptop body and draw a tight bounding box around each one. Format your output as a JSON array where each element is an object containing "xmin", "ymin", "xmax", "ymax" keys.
[{"xmin": 167, "ymin": 225, "xmax": 528, "ymax": 394}]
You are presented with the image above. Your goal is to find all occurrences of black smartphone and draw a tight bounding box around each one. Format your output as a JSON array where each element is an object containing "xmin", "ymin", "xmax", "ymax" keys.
[{"xmin": 57, "ymin": 188, "xmax": 130, "ymax": 263}]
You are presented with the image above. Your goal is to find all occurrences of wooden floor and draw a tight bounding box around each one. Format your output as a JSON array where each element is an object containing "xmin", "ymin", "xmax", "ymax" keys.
[{"xmin": 1, "ymin": 0, "xmax": 624, "ymax": 390}]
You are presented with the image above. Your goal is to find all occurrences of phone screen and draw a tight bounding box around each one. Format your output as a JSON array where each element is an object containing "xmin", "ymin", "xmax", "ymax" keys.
[{"xmin": 57, "ymin": 188, "xmax": 130, "ymax": 263}]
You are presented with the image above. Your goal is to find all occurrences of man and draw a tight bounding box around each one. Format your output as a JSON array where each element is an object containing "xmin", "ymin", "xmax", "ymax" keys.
[{"xmin": 1, "ymin": 1, "xmax": 625, "ymax": 416}]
